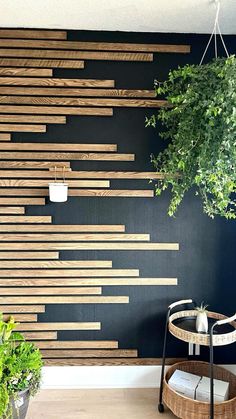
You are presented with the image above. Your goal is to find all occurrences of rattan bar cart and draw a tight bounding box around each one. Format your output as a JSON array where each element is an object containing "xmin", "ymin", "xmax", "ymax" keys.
[{"xmin": 158, "ymin": 299, "xmax": 236, "ymax": 419}]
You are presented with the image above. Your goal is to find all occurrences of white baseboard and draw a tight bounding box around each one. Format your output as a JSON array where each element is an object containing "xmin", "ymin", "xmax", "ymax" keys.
[{"xmin": 41, "ymin": 365, "xmax": 236, "ymax": 389}]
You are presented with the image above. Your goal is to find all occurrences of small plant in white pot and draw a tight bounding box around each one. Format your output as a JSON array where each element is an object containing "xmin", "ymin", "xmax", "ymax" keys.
[{"xmin": 196, "ymin": 302, "xmax": 209, "ymax": 333}]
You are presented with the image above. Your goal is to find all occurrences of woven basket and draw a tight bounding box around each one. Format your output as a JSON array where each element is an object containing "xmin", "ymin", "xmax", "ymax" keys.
[{"xmin": 163, "ymin": 361, "xmax": 236, "ymax": 419}]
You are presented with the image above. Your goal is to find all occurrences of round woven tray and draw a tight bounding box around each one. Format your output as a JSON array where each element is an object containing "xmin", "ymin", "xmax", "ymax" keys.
[
  {"xmin": 168, "ymin": 310, "xmax": 236, "ymax": 346},
  {"xmin": 163, "ymin": 361, "xmax": 236, "ymax": 419}
]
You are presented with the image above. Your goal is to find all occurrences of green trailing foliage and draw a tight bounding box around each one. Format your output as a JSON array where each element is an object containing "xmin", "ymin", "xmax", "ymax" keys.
[{"xmin": 146, "ymin": 55, "xmax": 236, "ymax": 219}]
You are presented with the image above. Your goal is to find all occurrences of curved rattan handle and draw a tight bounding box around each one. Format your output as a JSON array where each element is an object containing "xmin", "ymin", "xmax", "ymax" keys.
[
  {"xmin": 169, "ymin": 299, "xmax": 193, "ymax": 310},
  {"xmin": 216, "ymin": 313, "xmax": 236, "ymax": 326}
]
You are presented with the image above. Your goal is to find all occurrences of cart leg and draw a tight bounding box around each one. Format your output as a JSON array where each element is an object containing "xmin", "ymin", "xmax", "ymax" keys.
[
  {"xmin": 158, "ymin": 308, "xmax": 170, "ymax": 413},
  {"xmin": 210, "ymin": 328, "xmax": 214, "ymax": 419}
]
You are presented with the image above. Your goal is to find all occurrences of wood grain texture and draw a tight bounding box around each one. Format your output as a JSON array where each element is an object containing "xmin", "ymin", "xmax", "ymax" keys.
[
  {"xmin": 32, "ymin": 341, "xmax": 119, "ymax": 349},
  {"xmin": 0, "ymin": 124, "xmax": 46, "ymax": 132},
  {"xmin": 0, "ymin": 269, "xmax": 138, "ymax": 277},
  {"xmin": 0, "ymin": 287, "xmax": 102, "ymax": 295},
  {"xmin": 0, "ymin": 95, "xmax": 164, "ymax": 108},
  {"xmin": 0, "ymin": 170, "xmax": 161, "ymax": 179},
  {"xmin": 0, "ymin": 115, "xmax": 66, "ymax": 123},
  {"xmin": 0, "ymin": 189, "xmax": 153, "ymax": 198},
  {"xmin": 0, "ymin": 77, "xmax": 114, "ymax": 87},
  {"xmin": 3, "ymin": 313, "xmax": 37, "ymax": 322},
  {"xmin": 0, "ymin": 198, "xmax": 45, "ymax": 205},
  {"xmin": 0, "ymin": 206, "xmax": 25, "ymax": 214},
  {"xmin": 0, "ymin": 86, "xmax": 155, "ymax": 98},
  {"xmin": 23, "ymin": 332, "xmax": 57, "ymax": 340},
  {"xmin": 1, "ymin": 297, "xmax": 129, "ymax": 304},
  {"xmin": 0, "ymin": 30, "xmax": 67, "ymax": 39},
  {"xmin": 0, "ymin": 181, "xmax": 110, "ymax": 189},
  {"xmin": 42, "ymin": 358, "xmax": 186, "ymax": 366},
  {"xmin": 54, "ymin": 170, "xmax": 165, "ymax": 179},
  {"xmin": 0, "ymin": 242, "xmax": 179, "ymax": 251},
  {"xmin": 0, "ymin": 233, "xmax": 149, "ymax": 241},
  {"xmin": 0, "ymin": 133, "xmax": 11, "ymax": 140},
  {"xmin": 0, "ymin": 216, "xmax": 51, "ymax": 223},
  {"xmin": 0, "ymin": 105, "xmax": 113, "ymax": 116},
  {"xmin": 0, "ymin": 68, "xmax": 53, "ymax": 76},
  {"xmin": 0, "ymin": 305, "xmax": 45, "ymax": 313},
  {"xmin": 0, "ymin": 152, "xmax": 133, "ymax": 161},
  {"xmin": 0, "ymin": 278, "xmax": 177, "ymax": 286},
  {"xmin": 0, "ymin": 58, "xmax": 85, "ymax": 68},
  {"xmin": 0, "ymin": 260, "xmax": 112, "ymax": 268},
  {"xmin": 0, "ymin": 252, "xmax": 58, "ymax": 259},
  {"xmin": 0, "ymin": 48, "xmax": 153, "ymax": 62},
  {"xmin": 0, "ymin": 161, "xmax": 71, "ymax": 169},
  {"xmin": 0, "ymin": 142, "xmax": 117, "ymax": 151},
  {"xmin": 41, "ymin": 349, "xmax": 138, "ymax": 358},
  {"xmin": 0, "ymin": 39, "xmax": 190, "ymax": 53},
  {"xmin": 16, "ymin": 322, "xmax": 101, "ymax": 331},
  {"xmin": 0, "ymin": 224, "xmax": 125, "ymax": 232}
]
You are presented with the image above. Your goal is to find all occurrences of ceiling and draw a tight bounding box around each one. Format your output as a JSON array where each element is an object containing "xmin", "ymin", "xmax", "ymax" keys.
[{"xmin": 0, "ymin": 0, "xmax": 235, "ymax": 34}]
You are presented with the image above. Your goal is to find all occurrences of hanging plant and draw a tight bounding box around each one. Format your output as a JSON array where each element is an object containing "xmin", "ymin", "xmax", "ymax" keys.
[{"xmin": 146, "ymin": 54, "xmax": 236, "ymax": 219}]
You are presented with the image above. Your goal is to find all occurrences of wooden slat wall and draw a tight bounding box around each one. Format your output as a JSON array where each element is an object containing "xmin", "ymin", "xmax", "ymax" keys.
[
  {"xmin": 0, "ymin": 278, "xmax": 177, "ymax": 286},
  {"xmin": 0, "ymin": 68, "xmax": 53, "ymax": 76},
  {"xmin": 0, "ymin": 123, "xmax": 46, "ymax": 132},
  {"xmin": 0, "ymin": 142, "xmax": 117, "ymax": 151},
  {"xmin": 0, "ymin": 207, "xmax": 25, "ymax": 214},
  {"xmin": 0, "ymin": 260, "xmax": 112, "ymax": 268},
  {"xmin": 0, "ymin": 252, "xmax": 59, "ymax": 259},
  {"xmin": 0, "ymin": 297, "xmax": 129, "ymax": 304},
  {"xmin": 0, "ymin": 216, "xmax": 51, "ymax": 223},
  {"xmin": 0, "ymin": 58, "xmax": 85, "ymax": 68},
  {"xmin": 0, "ymin": 242, "xmax": 179, "ymax": 251},
  {"xmin": 0, "ymin": 188, "xmax": 153, "ymax": 197},
  {"xmin": 0, "ymin": 224, "xmax": 125, "ymax": 232},
  {"xmin": 0, "ymin": 77, "xmax": 115, "ymax": 87},
  {"xmin": 0, "ymin": 305, "xmax": 45, "ymax": 313},
  {"xmin": 0, "ymin": 133, "xmax": 11, "ymax": 140},
  {"xmin": 0, "ymin": 115, "xmax": 66, "ymax": 123},
  {"xmin": 0, "ymin": 30, "xmax": 67, "ymax": 39},
  {"xmin": 0, "ymin": 105, "xmax": 113, "ymax": 116}
]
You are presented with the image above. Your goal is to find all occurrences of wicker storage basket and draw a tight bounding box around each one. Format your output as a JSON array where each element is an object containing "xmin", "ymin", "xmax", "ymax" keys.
[{"xmin": 163, "ymin": 361, "xmax": 236, "ymax": 419}]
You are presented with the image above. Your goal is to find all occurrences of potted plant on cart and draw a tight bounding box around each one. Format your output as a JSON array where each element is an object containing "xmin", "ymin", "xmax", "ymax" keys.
[{"xmin": 0, "ymin": 314, "xmax": 43, "ymax": 419}]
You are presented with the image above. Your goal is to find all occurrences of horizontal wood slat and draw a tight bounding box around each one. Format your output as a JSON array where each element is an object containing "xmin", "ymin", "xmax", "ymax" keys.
[
  {"xmin": 0, "ymin": 152, "xmax": 133, "ymax": 161},
  {"xmin": 43, "ymin": 358, "xmax": 186, "ymax": 366},
  {"xmin": 0, "ymin": 86, "xmax": 156, "ymax": 98},
  {"xmin": 16, "ymin": 322, "xmax": 101, "ymax": 331},
  {"xmin": 0, "ymin": 115, "xmax": 66, "ymax": 123},
  {"xmin": 0, "ymin": 124, "xmax": 46, "ymax": 132},
  {"xmin": 0, "ymin": 181, "xmax": 110, "ymax": 189},
  {"xmin": 3, "ymin": 313, "xmax": 37, "ymax": 322},
  {"xmin": 0, "ymin": 142, "xmax": 117, "ymax": 152},
  {"xmin": 33, "ymin": 341, "xmax": 119, "ymax": 349},
  {"xmin": 0, "ymin": 278, "xmax": 178, "ymax": 286},
  {"xmin": 0, "ymin": 198, "xmax": 45, "ymax": 205},
  {"xmin": 0, "ymin": 96, "xmax": 164, "ymax": 108},
  {"xmin": 0, "ymin": 105, "xmax": 113, "ymax": 116},
  {"xmin": 0, "ymin": 58, "xmax": 85, "ymax": 68},
  {"xmin": 1, "ymin": 296, "xmax": 129, "ymax": 304},
  {"xmin": 0, "ymin": 39, "xmax": 190, "ymax": 53},
  {"xmin": 0, "ymin": 77, "xmax": 115, "ymax": 87},
  {"xmin": 0, "ymin": 161, "xmax": 71, "ymax": 169},
  {"xmin": 0, "ymin": 305, "xmax": 45, "ymax": 313},
  {"xmin": 0, "ymin": 287, "xmax": 102, "ymax": 295},
  {"xmin": 0, "ymin": 216, "xmax": 51, "ymax": 223},
  {"xmin": 0, "ymin": 68, "xmax": 53, "ymax": 76},
  {"xmin": 0, "ymin": 188, "xmax": 153, "ymax": 198},
  {"xmin": 0, "ymin": 133, "xmax": 11, "ymax": 140},
  {"xmin": 0, "ymin": 242, "xmax": 178, "ymax": 251},
  {"xmin": 40, "ymin": 349, "xmax": 137, "ymax": 358},
  {"xmin": 0, "ymin": 207, "xmax": 25, "ymax": 214},
  {"xmin": 0, "ymin": 269, "xmax": 139, "ymax": 277},
  {"xmin": 0, "ymin": 260, "xmax": 112, "ymax": 268},
  {"xmin": 23, "ymin": 332, "xmax": 57, "ymax": 340},
  {"xmin": 0, "ymin": 170, "xmax": 162, "ymax": 179},
  {"xmin": 0, "ymin": 224, "xmax": 125, "ymax": 232},
  {"xmin": 0, "ymin": 30, "xmax": 67, "ymax": 40},
  {"xmin": 0, "ymin": 252, "xmax": 58, "ymax": 259},
  {"xmin": 0, "ymin": 233, "xmax": 149, "ymax": 241}
]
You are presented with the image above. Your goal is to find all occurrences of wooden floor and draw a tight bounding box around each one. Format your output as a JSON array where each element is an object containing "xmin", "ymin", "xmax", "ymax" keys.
[{"xmin": 26, "ymin": 389, "xmax": 176, "ymax": 419}]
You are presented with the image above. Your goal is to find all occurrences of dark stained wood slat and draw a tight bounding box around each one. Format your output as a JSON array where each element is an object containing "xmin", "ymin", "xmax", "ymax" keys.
[
  {"xmin": 0, "ymin": 133, "xmax": 11, "ymax": 140},
  {"xmin": 0, "ymin": 278, "xmax": 178, "ymax": 286},
  {"xmin": 33, "ymin": 341, "xmax": 119, "ymax": 349},
  {"xmin": 0, "ymin": 242, "xmax": 179, "ymax": 251},
  {"xmin": 0, "ymin": 58, "xmax": 85, "ymax": 69},
  {"xmin": 0, "ymin": 142, "xmax": 117, "ymax": 151},
  {"xmin": 0, "ymin": 224, "xmax": 125, "ymax": 232},
  {"xmin": 0, "ymin": 30, "xmax": 67, "ymax": 40},
  {"xmin": 0, "ymin": 162, "xmax": 71, "ymax": 169},
  {"xmin": 0, "ymin": 233, "xmax": 149, "ymax": 241},
  {"xmin": 0, "ymin": 252, "xmax": 58, "ymax": 259},
  {"xmin": 0, "ymin": 206, "xmax": 25, "ymax": 214},
  {"xmin": 40, "ymin": 349, "xmax": 137, "ymax": 358},
  {"xmin": 16, "ymin": 322, "xmax": 101, "ymax": 331},
  {"xmin": 0, "ymin": 260, "xmax": 112, "ymax": 268},
  {"xmin": 0, "ymin": 115, "xmax": 66, "ymax": 123},
  {"xmin": 0, "ymin": 198, "xmax": 45, "ymax": 205},
  {"xmin": 43, "ymin": 358, "xmax": 186, "ymax": 366},
  {"xmin": 0, "ymin": 77, "xmax": 115, "ymax": 87},
  {"xmin": 1, "ymin": 297, "xmax": 128, "ymax": 304},
  {"xmin": 0, "ymin": 39, "xmax": 190, "ymax": 53},
  {"xmin": 0, "ymin": 152, "xmax": 134, "ymax": 161},
  {"xmin": 0, "ymin": 305, "xmax": 45, "ymax": 313},
  {"xmin": 0, "ymin": 68, "xmax": 53, "ymax": 76},
  {"xmin": 0, "ymin": 216, "xmax": 51, "ymax": 223},
  {"xmin": 0, "ymin": 268, "xmax": 139, "ymax": 277},
  {"xmin": 0, "ymin": 287, "xmax": 102, "ymax": 295},
  {"xmin": 0, "ymin": 105, "xmax": 113, "ymax": 116},
  {"xmin": 0, "ymin": 124, "xmax": 46, "ymax": 132}
]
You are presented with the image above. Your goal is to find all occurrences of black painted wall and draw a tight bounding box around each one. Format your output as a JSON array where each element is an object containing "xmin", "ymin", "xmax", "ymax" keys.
[{"xmin": 16, "ymin": 30, "xmax": 236, "ymax": 363}]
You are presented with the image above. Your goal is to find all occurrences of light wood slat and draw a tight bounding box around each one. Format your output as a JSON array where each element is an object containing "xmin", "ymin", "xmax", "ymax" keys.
[
  {"xmin": 0, "ymin": 181, "xmax": 110, "ymax": 189},
  {"xmin": 16, "ymin": 322, "xmax": 101, "ymax": 331},
  {"xmin": 0, "ymin": 278, "xmax": 178, "ymax": 286},
  {"xmin": 0, "ymin": 142, "xmax": 117, "ymax": 151},
  {"xmin": 0, "ymin": 105, "xmax": 113, "ymax": 116},
  {"xmin": 0, "ymin": 77, "xmax": 115, "ymax": 87},
  {"xmin": 0, "ymin": 269, "xmax": 138, "ymax": 277},
  {"xmin": 0, "ymin": 68, "xmax": 53, "ymax": 76},
  {"xmin": 41, "ymin": 349, "xmax": 137, "ymax": 358},
  {"xmin": 0, "ymin": 39, "xmax": 190, "ymax": 53},
  {"xmin": 0, "ymin": 224, "xmax": 125, "ymax": 232},
  {"xmin": 0, "ymin": 162, "xmax": 71, "ymax": 169},
  {"xmin": 0, "ymin": 206, "xmax": 25, "ymax": 214},
  {"xmin": 0, "ymin": 30, "xmax": 67, "ymax": 40},
  {"xmin": 0, "ymin": 48, "xmax": 153, "ymax": 62},
  {"xmin": 0, "ymin": 115, "xmax": 66, "ymax": 123},
  {"xmin": 0, "ymin": 189, "xmax": 153, "ymax": 197},
  {"xmin": 1, "ymin": 297, "xmax": 129, "ymax": 304},
  {"xmin": 0, "ymin": 133, "xmax": 11, "ymax": 140},
  {"xmin": 0, "ymin": 287, "xmax": 102, "ymax": 295},
  {"xmin": 0, "ymin": 86, "xmax": 155, "ymax": 98},
  {"xmin": 0, "ymin": 152, "xmax": 133, "ymax": 161},
  {"xmin": 0, "ymin": 260, "xmax": 112, "ymax": 268},
  {"xmin": 0, "ymin": 216, "xmax": 51, "ymax": 223},
  {"xmin": 0, "ymin": 58, "xmax": 85, "ymax": 69},
  {"xmin": 0, "ymin": 198, "xmax": 45, "ymax": 205},
  {"xmin": 3, "ymin": 313, "xmax": 37, "ymax": 322},
  {"xmin": 23, "ymin": 332, "xmax": 57, "ymax": 340},
  {"xmin": 0, "ymin": 124, "xmax": 46, "ymax": 132},
  {"xmin": 33, "ymin": 341, "xmax": 119, "ymax": 349},
  {"xmin": 0, "ymin": 233, "xmax": 149, "ymax": 242},
  {"xmin": 0, "ymin": 242, "xmax": 178, "ymax": 251},
  {"xmin": 0, "ymin": 305, "xmax": 45, "ymax": 313},
  {"xmin": 0, "ymin": 252, "xmax": 58, "ymax": 259},
  {"xmin": 0, "ymin": 96, "xmax": 164, "ymax": 108},
  {"xmin": 43, "ymin": 358, "xmax": 186, "ymax": 366},
  {"xmin": 0, "ymin": 170, "xmax": 161, "ymax": 179}
]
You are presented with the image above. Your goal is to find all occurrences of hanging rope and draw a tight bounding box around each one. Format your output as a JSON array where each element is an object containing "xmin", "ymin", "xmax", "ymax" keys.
[{"xmin": 200, "ymin": 0, "xmax": 229, "ymax": 65}]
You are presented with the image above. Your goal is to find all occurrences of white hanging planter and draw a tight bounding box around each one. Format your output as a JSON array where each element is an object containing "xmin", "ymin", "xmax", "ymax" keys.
[
  {"xmin": 196, "ymin": 311, "xmax": 208, "ymax": 333},
  {"xmin": 49, "ymin": 182, "xmax": 68, "ymax": 202}
]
